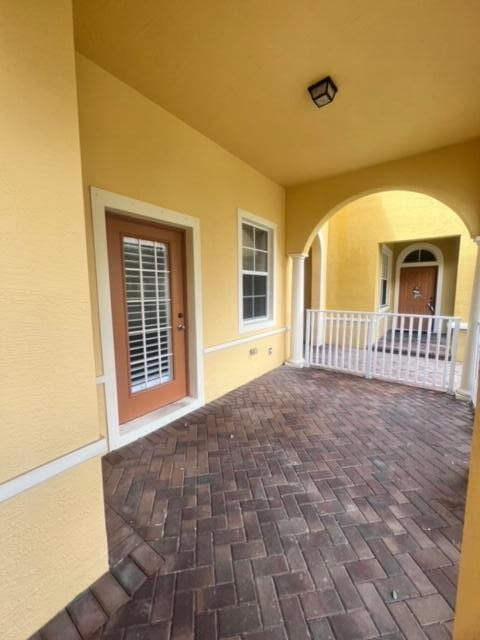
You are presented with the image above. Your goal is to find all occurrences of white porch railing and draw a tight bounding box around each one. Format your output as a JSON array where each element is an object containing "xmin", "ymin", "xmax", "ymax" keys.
[
  {"xmin": 472, "ymin": 321, "xmax": 480, "ymax": 405},
  {"xmin": 305, "ymin": 310, "xmax": 460, "ymax": 393}
]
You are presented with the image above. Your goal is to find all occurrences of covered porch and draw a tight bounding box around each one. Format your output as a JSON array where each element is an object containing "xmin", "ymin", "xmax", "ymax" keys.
[
  {"xmin": 35, "ymin": 366, "xmax": 472, "ymax": 639},
  {"xmin": 5, "ymin": 4, "xmax": 480, "ymax": 639}
]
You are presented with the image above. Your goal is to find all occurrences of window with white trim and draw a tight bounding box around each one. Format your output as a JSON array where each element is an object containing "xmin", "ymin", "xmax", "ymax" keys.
[
  {"xmin": 240, "ymin": 215, "xmax": 274, "ymax": 329},
  {"xmin": 379, "ymin": 246, "xmax": 392, "ymax": 308}
]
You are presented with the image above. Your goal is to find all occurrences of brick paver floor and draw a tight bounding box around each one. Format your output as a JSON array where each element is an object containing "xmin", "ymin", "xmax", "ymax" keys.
[{"xmin": 38, "ymin": 366, "xmax": 474, "ymax": 639}]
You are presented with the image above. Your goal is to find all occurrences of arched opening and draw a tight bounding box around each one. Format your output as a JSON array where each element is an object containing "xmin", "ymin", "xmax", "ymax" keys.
[
  {"xmin": 290, "ymin": 189, "xmax": 478, "ymax": 397},
  {"xmin": 289, "ymin": 191, "xmax": 480, "ymax": 640},
  {"xmin": 305, "ymin": 190, "xmax": 476, "ymax": 324},
  {"xmin": 302, "ymin": 190, "xmax": 473, "ymax": 325},
  {"xmin": 298, "ymin": 184, "xmax": 477, "ymax": 258}
]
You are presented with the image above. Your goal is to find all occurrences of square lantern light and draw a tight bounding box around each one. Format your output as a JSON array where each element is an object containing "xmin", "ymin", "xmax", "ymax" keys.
[{"xmin": 308, "ymin": 76, "xmax": 338, "ymax": 108}]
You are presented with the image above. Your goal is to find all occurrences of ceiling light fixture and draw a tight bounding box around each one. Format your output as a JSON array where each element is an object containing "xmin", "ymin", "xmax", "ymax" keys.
[{"xmin": 308, "ymin": 76, "xmax": 337, "ymax": 108}]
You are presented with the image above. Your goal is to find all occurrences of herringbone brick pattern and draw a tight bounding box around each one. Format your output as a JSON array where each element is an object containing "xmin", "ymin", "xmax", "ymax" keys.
[{"xmin": 37, "ymin": 366, "xmax": 474, "ymax": 639}]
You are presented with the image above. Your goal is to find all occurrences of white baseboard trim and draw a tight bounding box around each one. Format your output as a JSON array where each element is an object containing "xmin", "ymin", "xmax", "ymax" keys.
[
  {"xmin": 285, "ymin": 359, "xmax": 305, "ymax": 368},
  {"xmin": 0, "ymin": 438, "xmax": 108, "ymax": 504},
  {"xmin": 204, "ymin": 327, "xmax": 287, "ymax": 354}
]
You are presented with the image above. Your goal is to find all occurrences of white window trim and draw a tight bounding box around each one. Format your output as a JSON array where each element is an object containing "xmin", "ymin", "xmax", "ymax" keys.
[
  {"xmin": 379, "ymin": 245, "xmax": 393, "ymax": 310},
  {"xmin": 91, "ymin": 187, "xmax": 204, "ymax": 451},
  {"xmin": 238, "ymin": 208, "xmax": 277, "ymax": 333}
]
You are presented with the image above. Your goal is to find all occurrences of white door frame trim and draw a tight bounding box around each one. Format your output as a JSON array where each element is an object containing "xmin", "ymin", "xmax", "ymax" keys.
[
  {"xmin": 393, "ymin": 242, "xmax": 444, "ymax": 332},
  {"xmin": 90, "ymin": 187, "xmax": 204, "ymax": 450}
]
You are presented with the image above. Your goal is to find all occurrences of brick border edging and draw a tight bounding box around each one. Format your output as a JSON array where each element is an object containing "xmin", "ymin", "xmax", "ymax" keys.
[{"xmin": 29, "ymin": 540, "xmax": 164, "ymax": 639}]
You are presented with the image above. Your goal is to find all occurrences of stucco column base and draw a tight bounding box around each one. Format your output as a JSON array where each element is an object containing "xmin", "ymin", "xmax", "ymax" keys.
[
  {"xmin": 455, "ymin": 387, "xmax": 474, "ymax": 403},
  {"xmin": 285, "ymin": 358, "xmax": 305, "ymax": 368}
]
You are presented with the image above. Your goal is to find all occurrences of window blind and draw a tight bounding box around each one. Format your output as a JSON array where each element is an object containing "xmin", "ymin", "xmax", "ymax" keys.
[{"xmin": 123, "ymin": 236, "xmax": 173, "ymax": 393}]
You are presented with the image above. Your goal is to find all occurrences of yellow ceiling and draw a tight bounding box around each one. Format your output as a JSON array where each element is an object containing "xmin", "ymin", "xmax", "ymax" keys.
[{"xmin": 73, "ymin": 0, "xmax": 480, "ymax": 186}]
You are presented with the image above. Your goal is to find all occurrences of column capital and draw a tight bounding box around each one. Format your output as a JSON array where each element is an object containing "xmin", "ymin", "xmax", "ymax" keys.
[{"xmin": 289, "ymin": 252, "xmax": 308, "ymax": 261}]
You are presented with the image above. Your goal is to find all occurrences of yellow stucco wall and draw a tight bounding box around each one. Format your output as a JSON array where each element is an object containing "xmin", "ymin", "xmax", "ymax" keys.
[
  {"xmin": 75, "ymin": 53, "xmax": 286, "ymax": 406},
  {"xmin": 0, "ymin": 2, "xmax": 101, "ymax": 481},
  {"xmin": 0, "ymin": 4, "xmax": 107, "ymax": 638},
  {"xmin": 324, "ymin": 191, "xmax": 475, "ymax": 322},
  {"xmin": 0, "ymin": 459, "xmax": 107, "ymax": 640},
  {"xmin": 205, "ymin": 333, "xmax": 285, "ymax": 401}
]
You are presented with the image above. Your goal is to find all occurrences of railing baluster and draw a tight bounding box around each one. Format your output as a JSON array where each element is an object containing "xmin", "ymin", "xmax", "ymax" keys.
[
  {"xmin": 355, "ymin": 315, "xmax": 361, "ymax": 372},
  {"xmin": 442, "ymin": 318, "xmax": 452, "ymax": 389},
  {"xmin": 328, "ymin": 312, "xmax": 334, "ymax": 367},
  {"xmin": 397, "ymin": 315, "xmax": 405, "ymax": 381},
  {"xmin": 322, "ymin": 312, "xmax": 326, "ymax": 366},
  {"xmin": 381, "ymin": 315, "xmax": 388, "ymax": 376},
  {"xmin": 389, "ymin": 315, "xmax": 397, "ymax": 378},
  {"xmin": 334, "ymin": 312, "xmax": 340, "ymax": 369},
  {"xmin": 304, "ymin": 310, "xmax": 311, "ymax": 365},
  {"xmin": 406, "ymin": 316, "xmax": 413, "ymax": 382},
  {"xmin": 309, "ymin": 310, "xmax": 315, "ymax": 366},
  {"xmin": 348, "ymin": 313, "xmax": 354, "ymax": 370},
  {"xmin": 340, "ymin": 314, "xmax": 346, "ymax": 370},
  {"xmin": 362, "ymin": 315, "xmax": 367, "ymax": 376},
  {"xmin": 433, "ymin": 318, "xmax": 442, "ymax": 388},
  {"xmin": 372, "ymin": 313, "xmax": 379, "ymax": 376},
  {"xmin": 423, "ymin": 316, "xmax": 433, "ymax": 384},
  {"xmin": 448, "ymin": 319, "xmax": 460, "ymax": 394},
  {"xmin": 365, "ymin": 315, "xmax": 375, "ymax": 379},
  {"xmin": 322, "ymin": 311, "xmax": 328, "ymax": 366},
  {"xmin": 315, "ymin": 311, "xmax": 323, "ymax": 364},
  {"xmin": 415, "ymin": 316, "xmax": 423, "ymax": 384}
]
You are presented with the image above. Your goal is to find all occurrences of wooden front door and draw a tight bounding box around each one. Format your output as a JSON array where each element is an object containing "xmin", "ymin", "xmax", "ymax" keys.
[
  {"xmin": 107, "ymin": 214, "xmax": 187, "ymax": 424},
  {"xmin": 398, "ymin": 266, "xmax": 438, "ymax": 326}
]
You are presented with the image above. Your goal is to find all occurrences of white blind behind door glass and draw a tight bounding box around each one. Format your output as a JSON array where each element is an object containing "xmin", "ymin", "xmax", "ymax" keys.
[{"xmin": 123, "ymin": 236, "xmax": 173, "ymax": 393}]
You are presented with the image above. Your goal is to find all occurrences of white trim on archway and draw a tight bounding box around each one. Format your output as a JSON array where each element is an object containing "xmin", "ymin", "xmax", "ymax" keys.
[{"xmin": 393, "ymin": 242, "xmax": 444, "ymax": 331}]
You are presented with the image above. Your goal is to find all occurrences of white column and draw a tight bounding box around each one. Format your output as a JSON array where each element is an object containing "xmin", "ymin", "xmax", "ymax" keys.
[
  {"xmin": 287, "ymin": 253, "xmax": 307, "ymax": 367},
  {"xmin": 457, "ymin": 237, "xmax": 480, "ymax": 401}
]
